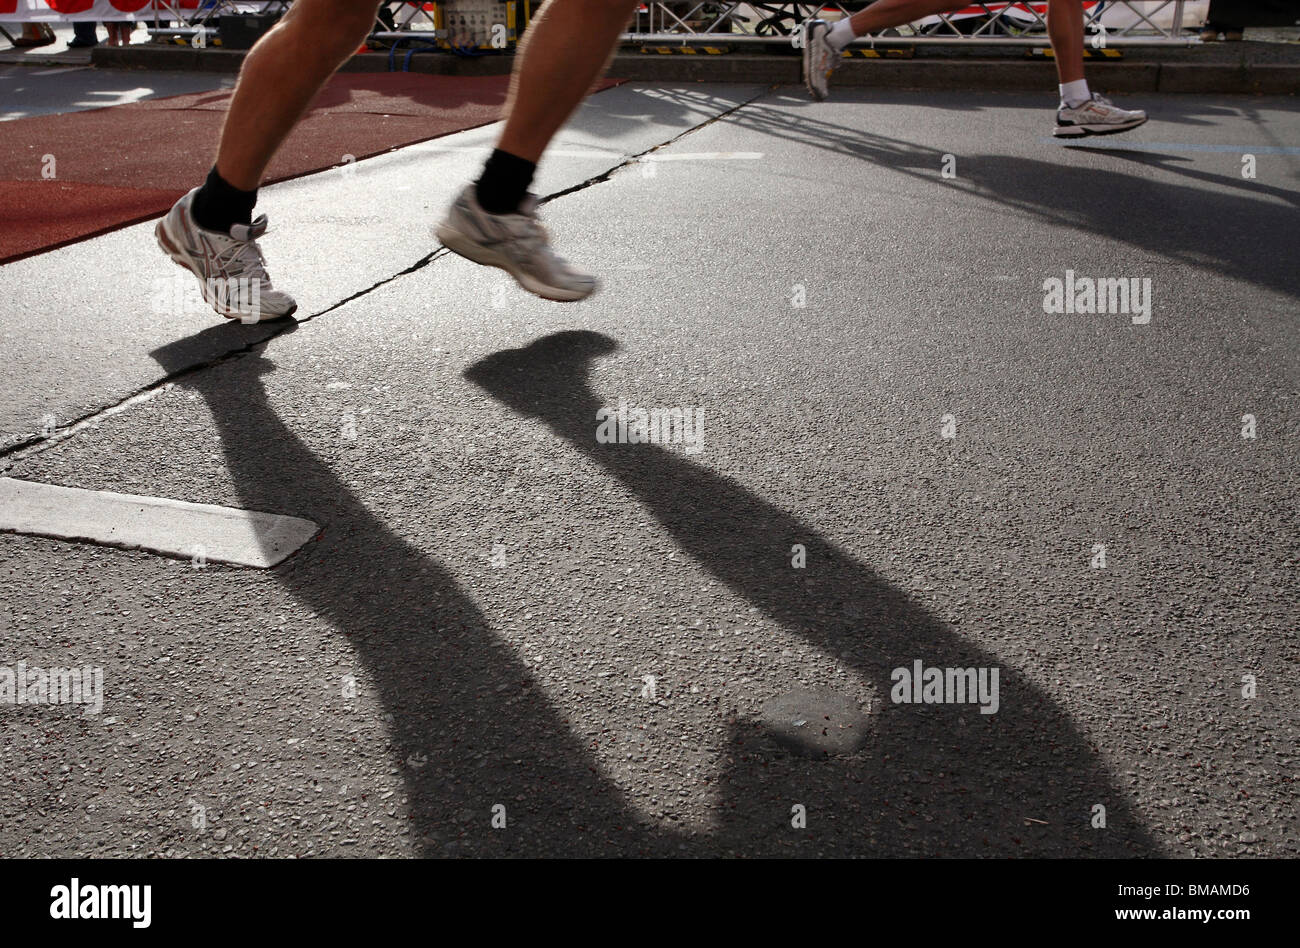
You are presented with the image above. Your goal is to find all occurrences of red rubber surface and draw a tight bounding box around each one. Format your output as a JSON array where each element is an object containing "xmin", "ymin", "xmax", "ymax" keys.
[{"xmin": 1, "ymin": 73, "xmax": 621, "ymax": 263}]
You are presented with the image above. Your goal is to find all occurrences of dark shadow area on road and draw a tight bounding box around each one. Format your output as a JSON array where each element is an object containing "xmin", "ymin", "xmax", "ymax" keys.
[
  {"xmin": 464, "ymin": 330, "xmax": 1157, "ymax": 857},
  {"xmin": 1057, "ymin": 145, "xmax": 1300, "ymax": 206},
  {"xmin": 711, "ymin": 102, "xmax": 1299, "ymax": 300},
  {"xmin": 148, "ymin": 321, "xmax": 1156, "ymax": 856},
  {"xmin": 153, "ymin": 323, "xmax": 669, "ymax": 857}
]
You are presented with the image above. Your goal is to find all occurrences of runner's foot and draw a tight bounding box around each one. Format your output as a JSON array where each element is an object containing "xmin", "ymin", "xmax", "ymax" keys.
[
  {"xmin": 1053, "ymin": 93, "xmax": 1148, "ymax": 138},
  {"xmin": 802, "ymin": 19, "xmax": 838, "ymax": 102},
  {"xmin": 155, "ymin": 188, "xmax": 297, "ymax": 322},
  {"xmin": 436, "ymin": 185, "xmax": 597, "ymax": 302}
]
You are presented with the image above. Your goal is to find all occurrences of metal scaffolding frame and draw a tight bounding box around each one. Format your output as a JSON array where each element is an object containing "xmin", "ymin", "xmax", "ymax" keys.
[
  {"xmin": 623, "ymin": 1, "xmax": 1196, "ymax": 46},
  {"xmin": 142, "ymin": 1, "xmax": 291, "ymax": 42},
  {"xmin": 132, "ymin": 0, "xmax": 1197, "ymax": 48},
  {"xmin": 369, "ymin": 3, "xmax": 446, "ymax": 64}
]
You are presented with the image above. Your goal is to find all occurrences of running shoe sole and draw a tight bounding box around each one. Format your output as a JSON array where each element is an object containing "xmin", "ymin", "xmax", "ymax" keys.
[
  {"xmin": 802, "ymin": 22, "xmax": 830, "ymax": 102},
  {"xmin": 1053, "ymin": 114, "xmax": 1148, "ymax": 138}
]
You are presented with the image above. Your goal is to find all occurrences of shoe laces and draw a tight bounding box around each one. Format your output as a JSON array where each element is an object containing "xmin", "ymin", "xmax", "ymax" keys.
[
  {"xmin": 498, "ymin": 198, "xmax": 562, "ymax": 269},
  {"xmin": 214, "ymin": 216, "xmax": 271, "ymax": 285}
]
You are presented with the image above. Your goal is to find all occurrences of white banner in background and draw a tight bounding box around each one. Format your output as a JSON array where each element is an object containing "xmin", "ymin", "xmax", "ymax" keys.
[{"xmin": 2, "ymin": 0, "xmax": 276, "ymax": 21}]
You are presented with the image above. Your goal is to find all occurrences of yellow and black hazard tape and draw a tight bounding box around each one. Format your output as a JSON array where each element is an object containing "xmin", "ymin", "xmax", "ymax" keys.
[
  {"xmin": 842, "ymin": 47, "xmax": 913, "ymax": 59},
  {"xmin": 1029, "ymin": 47, "xmax": 1122, "ymax": 59},
  {"xmin": 640, "ymin": 45, "xmax": 731, "ymax": 55}
]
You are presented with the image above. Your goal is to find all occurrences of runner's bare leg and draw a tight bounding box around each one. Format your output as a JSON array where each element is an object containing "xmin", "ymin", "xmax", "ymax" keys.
[
  {"xmin": 214, "ymin": 0, "xmax": 382, "ymax": 190},
  {"xmin": 1046, "ymin": 0, "xmax": 1086, "ymax": 84},
  {"xmin": 495, "ymin": 0, "xmax": 640, "ymax": 163},
  {"xmin": 434, "ymin": 0, "xmax": 640, "ymax": 302},
  {"xmin": 844, "ymin": 0, "xmax": 1086, "ymax": 82}
]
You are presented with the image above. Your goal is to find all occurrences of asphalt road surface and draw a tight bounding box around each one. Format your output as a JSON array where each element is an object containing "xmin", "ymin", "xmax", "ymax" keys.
[
  {"xmin": 1, "ymin": 82, "xmax": 1296, "ymax": 857},
  {"xmin": 0, "ymin": 64, "xmax": 233, "ymax": 122}
]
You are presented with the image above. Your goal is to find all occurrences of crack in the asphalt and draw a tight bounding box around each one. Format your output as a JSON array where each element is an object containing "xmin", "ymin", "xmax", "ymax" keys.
[
  {"xmin": 0, "ymin": 250, "xmax": 448, "ymax": 473},
  {"xmin": 539, "ymin": 85, "xmax": 773, "ymax": 204},
  {"xmin": 1, "ymin": 87, "xmax": 775, "ymax": 472}
]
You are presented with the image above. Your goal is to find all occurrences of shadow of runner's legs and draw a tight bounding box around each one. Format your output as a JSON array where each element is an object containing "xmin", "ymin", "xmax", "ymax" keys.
[
  {"xmin": 152, "ymin": 325, "xmax": 667, "ymax": 857},
  {"xmin": 146, "ymin": 322, "xmax": 1156, "ymax": 856},
  {"xmin": 465, "ymin": 331, "xmax": 1157, "ymax": 856},
  {"xmin": 711, "ymin": 103, "xmax": 1299, "ymax": 302}
]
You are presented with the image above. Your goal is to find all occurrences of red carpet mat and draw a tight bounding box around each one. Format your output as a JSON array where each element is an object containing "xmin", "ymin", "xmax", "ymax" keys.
[{"xmin": 1, "ymin": 73, "xmax": 621, "ymax": 263}]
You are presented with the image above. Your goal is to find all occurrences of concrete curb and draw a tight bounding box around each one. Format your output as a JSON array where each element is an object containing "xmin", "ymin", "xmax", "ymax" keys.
[{"xmin": 90, "ymin": 44, "xmax": 1300, "ymax": 94}]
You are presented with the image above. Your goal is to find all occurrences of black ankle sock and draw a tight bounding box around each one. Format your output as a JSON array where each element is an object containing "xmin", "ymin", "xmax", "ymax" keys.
[
  {"xmin": 475, "ymin": 149, "xmax": 536, "ymax": 215},
  {"xmin": 191, "ymin": 166, "xmax": 257, "ymax": 233}
]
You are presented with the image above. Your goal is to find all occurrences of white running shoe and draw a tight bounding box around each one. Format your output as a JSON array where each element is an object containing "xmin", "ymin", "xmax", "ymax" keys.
[
  {"xmin": 1053, "ymin": 93, "xmax": 1148, "ymax": 138},
  {"xmin": 802, "ymin": 19, "xmax": 839, "ymax": 102},
  {"xmin": 155, "ymin": 187, "xmax": 297, "ymax": 323},
  {"xmin": 436, "ymin": 185, "xmax": 597, "ymax": 302}
]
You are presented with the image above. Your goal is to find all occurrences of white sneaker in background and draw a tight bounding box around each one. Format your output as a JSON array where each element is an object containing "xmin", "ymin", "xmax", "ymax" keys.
[
  {"xmin": 802, "ymin": 19, "xmax": 839, "ymax": 102},
  {"xmin": 1054, "ymin": 93, "xmax": 1148, "ymax": 138}
]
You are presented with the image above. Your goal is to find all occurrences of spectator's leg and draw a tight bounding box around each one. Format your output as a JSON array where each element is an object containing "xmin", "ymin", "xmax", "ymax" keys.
[
  {"xmin": 15, "ymin": 22, "xmax": 56, "ymax": 46},
  {"xmin": 1202, "ymin": 0, "xmax": 1243, "ymax": 40},
  {"xmin": 214, "ymin": 0, "xmax": 381, "ymax": 190},
  {"xmin": 70, "ymin": 21, "xmax": 99, "ymax": 47}
]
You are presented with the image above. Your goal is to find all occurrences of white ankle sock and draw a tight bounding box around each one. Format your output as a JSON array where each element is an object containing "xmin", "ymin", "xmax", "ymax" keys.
[
  {"xmin": 828, "ymin": 18, "xmax": 856, "ymax": 52},
  {"xmin": 1059, "ymin": 79, "xmax": 1091, "ymax": 108}
]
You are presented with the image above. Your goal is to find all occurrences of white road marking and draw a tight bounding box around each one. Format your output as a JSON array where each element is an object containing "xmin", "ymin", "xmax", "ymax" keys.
[
  {"xmin": 408, "ymin": 144, "xmax": 764, "ymax": 161},
  {"xmin": 23, "ymin": 66, "xmax": 93, "ymax": 77},
  {"xmin": 0, "ymin": 477, "xmax": 318, "ymax": 568},
  {"xmin": 643, "ymin": 151, "xmax": 764, "ymax": 161}
]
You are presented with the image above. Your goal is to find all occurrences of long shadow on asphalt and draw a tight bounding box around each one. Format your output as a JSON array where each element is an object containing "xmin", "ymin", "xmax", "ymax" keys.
[
  {"xmin": 150, "ymin": 324, "xmax": 1155, "ymax": 856},
  {"xmin": 464, "ymin": 330, "xmax": 1156, "ymax": 856},
  {"xmin": 715, "ymin": 102, "xmax": 1299, "ymax": 301},
  {"xmin": 153, "ymin": 324, "xmax": 662, "ymax": 857}
]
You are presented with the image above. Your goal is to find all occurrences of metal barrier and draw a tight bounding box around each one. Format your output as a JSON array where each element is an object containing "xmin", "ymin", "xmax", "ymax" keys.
[
  {"xmin": 134, "ymin": 0, "xmax": 1201, "ymax": 49},
  {"xmin": 142, "ymin": 1, "xmax": 290, "ymax": 44},
  {"xmin": 623, "ymin": 1, "xmax": 1199, "ymax": 47},
  {"xmin": 140, "ymin": 2, "xmax": 525, "ymax": 53}
]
